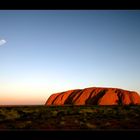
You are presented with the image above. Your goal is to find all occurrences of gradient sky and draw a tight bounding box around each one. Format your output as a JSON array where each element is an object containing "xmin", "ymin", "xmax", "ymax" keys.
[{"xmin": 0, "ymin": 10, "xmax": 140, "ymax": 105}]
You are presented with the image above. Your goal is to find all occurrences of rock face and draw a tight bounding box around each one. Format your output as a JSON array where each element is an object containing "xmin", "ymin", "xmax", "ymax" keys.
[{"xmin": 45, "ymin": 87, "xmax": 140, "ymax": 105}]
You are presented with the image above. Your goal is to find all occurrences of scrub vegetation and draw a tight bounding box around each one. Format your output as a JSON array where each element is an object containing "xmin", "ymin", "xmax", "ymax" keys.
[{"xmin": 0, "ymin": 105, "xmax": 140, "ymax": 130}]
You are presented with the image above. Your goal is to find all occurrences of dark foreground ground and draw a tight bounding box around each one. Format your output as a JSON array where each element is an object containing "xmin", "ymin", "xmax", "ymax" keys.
[{"xmin": 0, "ymin": 105, "xmax": 140, "ymax": 130}]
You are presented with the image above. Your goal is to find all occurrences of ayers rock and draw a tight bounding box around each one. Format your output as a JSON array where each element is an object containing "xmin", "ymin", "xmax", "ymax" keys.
[{"xmin": 45, "ymin": 87, "xmax": 140, "ymax": 105}]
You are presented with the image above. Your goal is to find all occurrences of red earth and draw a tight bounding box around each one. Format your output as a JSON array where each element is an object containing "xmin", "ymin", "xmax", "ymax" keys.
[{"xmin": 45, "ymin": 87, "xmax": 140, "ymax": 105}]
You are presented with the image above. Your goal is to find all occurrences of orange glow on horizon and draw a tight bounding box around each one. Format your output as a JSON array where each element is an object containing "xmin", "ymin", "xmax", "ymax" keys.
[{"xmin": 0, "ymin": 82, "xmax": 140, "ymax": 105}]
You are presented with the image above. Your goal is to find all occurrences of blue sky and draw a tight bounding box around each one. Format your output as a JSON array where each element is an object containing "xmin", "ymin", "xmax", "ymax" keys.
[{"xmin": 0, "ymin": 10, "xmax": 140, "ymax": 105}]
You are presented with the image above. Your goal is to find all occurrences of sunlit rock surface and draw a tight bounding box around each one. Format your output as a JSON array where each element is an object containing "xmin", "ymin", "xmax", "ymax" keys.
[{"xmin": 45, "ymin": 87, "xmax": 140, "ymax": 105}]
